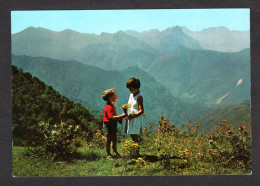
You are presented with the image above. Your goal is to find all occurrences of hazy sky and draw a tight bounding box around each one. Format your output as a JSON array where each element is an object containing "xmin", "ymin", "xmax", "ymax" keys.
[{"xmin": 11, "ymin": 9, "xmax": 250, "ymax": 34}]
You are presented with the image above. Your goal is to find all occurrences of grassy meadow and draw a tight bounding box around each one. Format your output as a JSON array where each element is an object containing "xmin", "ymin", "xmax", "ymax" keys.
[{"xmin": 13, "ymin": 118, "xmax": 251, "ymax": 177}]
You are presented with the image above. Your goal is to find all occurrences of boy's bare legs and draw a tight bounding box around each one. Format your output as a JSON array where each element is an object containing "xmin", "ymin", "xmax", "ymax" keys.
[
  {"xmin": 112, "ymin": 134, "xmax": 120, "ymax": 157},
  {"xmin": 106, "ymin": 135, "xmax": 112, "ymax": 158}
]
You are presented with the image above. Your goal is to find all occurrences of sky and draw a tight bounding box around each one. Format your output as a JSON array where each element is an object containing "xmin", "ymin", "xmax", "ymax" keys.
[{"xmin": 11, "ymin": 9, "xmax": 250, "ymax": 34}]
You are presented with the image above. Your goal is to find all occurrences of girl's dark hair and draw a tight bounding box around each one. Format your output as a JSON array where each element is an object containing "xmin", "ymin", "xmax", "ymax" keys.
[{"xmin": 126, "ymin": 77, "xmax": 141, "ymax": 89}]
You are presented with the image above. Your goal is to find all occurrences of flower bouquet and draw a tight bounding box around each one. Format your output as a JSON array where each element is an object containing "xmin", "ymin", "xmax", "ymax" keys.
[
  {"xmin": 121, "ymin": 104, "xmax": 130, "ymax": 133},
  {"xmin": 121, "ymin": 104, "xmax": 130, "ymax": 115}
]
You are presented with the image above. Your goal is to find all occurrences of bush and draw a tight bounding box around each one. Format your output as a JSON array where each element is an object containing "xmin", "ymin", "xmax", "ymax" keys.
[
  {"xmin": 141, "ymin": 116, "xmax": 251, "ymax": 171},
  {"xmin": 88, "ymin": 130, "xmax": 106, "ymax": 148},
  {"xmin": 121, "ymin": 140, "xmax": 139, "ymax": 158},
  {"xmin": 37, "ymin": 121, "xmax": 88, "ymax": 160}
]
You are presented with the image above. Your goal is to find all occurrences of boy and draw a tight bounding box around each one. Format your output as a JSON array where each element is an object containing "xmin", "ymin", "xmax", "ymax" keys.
[{"xmin": 102, "ymin": 88, "xmax": 125, "ymax": 159}]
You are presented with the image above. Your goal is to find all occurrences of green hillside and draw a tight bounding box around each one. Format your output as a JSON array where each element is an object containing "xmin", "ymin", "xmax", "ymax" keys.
[
  {"xmin": 194, "ymin": 100, "xmax": 251, "ymax": 132},
  {"xmin": 146, "ymin": 46, "xmax": 250, "ymax": 106},
  {"xmin": 12, "ymin": 54, "xmax": 205, "ymax": 125},
  {"xmin": 12, "ymin": 65, "xmax": 100, "ymax": 146}
]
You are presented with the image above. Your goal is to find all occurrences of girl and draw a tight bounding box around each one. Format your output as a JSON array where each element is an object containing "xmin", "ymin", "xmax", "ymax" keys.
[
  {"xmin": 102, "ymin": 88, "xmax": 125, "ymax": 159},
  {"xmin": 123, "ymin": 77, "xmax": 144, "ymax": 144}
]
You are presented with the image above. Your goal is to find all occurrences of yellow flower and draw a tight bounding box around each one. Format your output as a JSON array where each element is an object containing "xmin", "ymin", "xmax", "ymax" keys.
[
  {"xmin": 194, "ymin": 122, "xmax": 200, "ymax": 127},
  {"xmin": 186, "ymin": 124, "xmax": 192, "ymax": 129},
  {"xmin": 201, "ymin": 168, "xmax": 206, "ymax": 174},
  {"xmin": 121, "ymin": 104, "xmax": 130, "ymax": 110}
]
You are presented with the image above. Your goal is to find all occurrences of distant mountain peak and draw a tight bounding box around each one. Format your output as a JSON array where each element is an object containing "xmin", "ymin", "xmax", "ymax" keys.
[
  {"xmin": 60, "ymin": 29, "xmax": 81, "ymax": 34},
  {"xmin": 16, "ymin": 26, "xmax": 56, "ymax": 35},
  {"xmin": 163, "ymin": 26, "xmax": 184, "ymax": 34}
]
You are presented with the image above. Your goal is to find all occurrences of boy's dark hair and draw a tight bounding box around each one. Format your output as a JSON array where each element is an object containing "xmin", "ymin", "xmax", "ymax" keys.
[
  {"xmin": 126, "ymin": 77, "xmax": 141, "ymax": 89},
  {"xmin": 102, "ymin": 88, "xmax": 116, "ymax": 101}
]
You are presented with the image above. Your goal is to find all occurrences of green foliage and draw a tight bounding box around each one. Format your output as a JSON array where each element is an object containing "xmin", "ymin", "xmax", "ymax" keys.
[
  {"xmin": 12, "ymin": 65, "xmax": 100, "ymax": 146},
  {"xmin": 88, "ymin": 130, "xmax": 106, "ymax": 148},
  {"xmin": 12, "ymin": 115, "xmax": 251, "ymax": 176},
  {"xmin": 37, "ymin": 121, "xmax": 87, "ymax": 160},
  {"xmin": 141, "ymin": 116, "xmax": 251, "ymax": 172},
  {"xmin": 121, "ymin": 140, "xmax": 139, "ymax": 158}
]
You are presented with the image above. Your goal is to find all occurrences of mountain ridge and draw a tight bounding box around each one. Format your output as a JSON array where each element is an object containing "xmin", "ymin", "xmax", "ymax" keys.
[{"xmin": 12, "ymin": 54, "xmax": 206, "ymax": 126}]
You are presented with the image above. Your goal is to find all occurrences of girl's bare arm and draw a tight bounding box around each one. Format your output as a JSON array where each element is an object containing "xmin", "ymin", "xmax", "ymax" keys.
[{"xmin": 130, "ymin": 96, "xmax": 144, "ymax": 118}]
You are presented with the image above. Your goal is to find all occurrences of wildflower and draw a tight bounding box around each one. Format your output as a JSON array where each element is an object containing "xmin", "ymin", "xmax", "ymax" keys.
[
  {"xmin": 239, "ymin": 125, "xmax": 245, "ymax": 131},
  {"xmin": 238, "ymin": 161, "xmax": 245, "ymax": 167},
  {"xmin": 194, "ymin": 122, "xmax": 200, "ymax": 127},
  {"xmin": 201, "ymin": 168, "xmax": 206, "ymax": 174},
  {"xmin": 174, "ymin": 128, "xmax": 180, "ymax": 134},
  {"xmin": 136, "ymin": 157, "xmax": 146, "ymax": 165},
  {"xmin": 144, "ymin": 126, "xmax": 148, "ymax": 132},
  {"xmin": 120, "ymin": 104, "xmax": 130, "ymax": 110},
  {"xmin": 121, "ymin": 104, "xmax": 130, "ymax": 115},
  {"xmin": 186, "ymin": 124, "xmax": 192, "ymax": 129},
  {"xmin": 38, "ymin": 122, "xmax": 44, "ymax": 127}
]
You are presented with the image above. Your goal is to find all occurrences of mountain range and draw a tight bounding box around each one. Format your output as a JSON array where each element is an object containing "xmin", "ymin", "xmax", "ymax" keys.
[
  {"xmin": 12, "ymin": 26, "xmax": 250, "ymax": 107},
  {"xmin": 12, "ymin": 54, "xmax": 206, "ymax": 126},
  {"xmin": 182, "ymin": 26, "xmax": 250, "ymax": 52},
  {"xmin": 125, "ymin": 26, "xmax": 203, "ymax": 54},
  {"xmin": 146, "ymin": 46, "xmax": 250, "ymax": 106}
]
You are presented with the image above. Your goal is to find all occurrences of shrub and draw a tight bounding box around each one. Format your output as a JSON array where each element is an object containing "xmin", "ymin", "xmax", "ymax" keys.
[
  {"xmin": 37, "ymin": 121, "xmax": 88, "ymax": 160},
  {"xmin": 88, "ymin": 130, "xmax": 106, "ymax": 148},
  {"xmin": 141, "ymin": 116, "xmax": 251, "ymax": 172},
  {"xmin": 121, "ymin": 140, "xmax": 139, "ymax": 158}
]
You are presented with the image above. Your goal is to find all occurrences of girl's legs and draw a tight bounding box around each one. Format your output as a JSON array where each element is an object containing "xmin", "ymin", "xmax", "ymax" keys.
[
  {"xmin": 131, "ymin": 134, "xmax": 140, "ymax": 156},
  {"xmin": 130, "ymin": 134, "xmax": 139, "ymax": 143}
]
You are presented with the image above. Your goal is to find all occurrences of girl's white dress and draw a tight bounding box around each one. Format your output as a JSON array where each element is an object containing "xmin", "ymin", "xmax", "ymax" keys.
[{"xmin": 122, "ymin": 93, "xmax": 144, "ymax": 134}]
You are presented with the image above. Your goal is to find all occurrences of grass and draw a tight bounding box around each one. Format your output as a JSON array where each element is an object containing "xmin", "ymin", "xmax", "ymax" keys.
[
  {"xmin": 13, "ymin": 142, "xmax": 251, "ymax": 177},
  {"xmin": 13, "ymin": 119, "xmax": 252, "ymax": 177}
]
